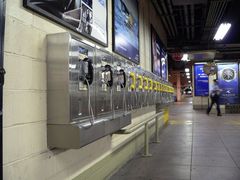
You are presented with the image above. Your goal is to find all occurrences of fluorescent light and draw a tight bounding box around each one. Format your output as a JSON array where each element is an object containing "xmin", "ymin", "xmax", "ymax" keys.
[
  {"xmin": 188, "ymin": 81, "xmax": 191, "ymax": 83},
  {"xmin": 213, "ymin": 23, "xmax": 231, "ymax": 41},
  {"xmin": 187, "ymin": 76, "xmax": 190, "ymax": 79},
  {"xmin": 185, "ymin": 68, "xmax": 190, "ymax": 72},
  {"xmin": 186, "ymin": 72, "xmax": 190, "ymax": 76},
  {"xmin": 181, "ymin": 54, "xmax": 189, "ymax": 61}
]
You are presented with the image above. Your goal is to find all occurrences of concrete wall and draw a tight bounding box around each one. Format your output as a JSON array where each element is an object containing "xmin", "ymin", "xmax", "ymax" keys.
[{"xmin": 3, "ymin": 0, "xmax": 167, "ymax": 179}]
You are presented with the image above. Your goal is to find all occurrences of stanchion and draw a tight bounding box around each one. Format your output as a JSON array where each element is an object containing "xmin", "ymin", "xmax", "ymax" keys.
[
  {"xmin": 142, "ymin": 122, "xmax": 152, "ymax": 157},
  {"xmin": 153, "ymin": 117, "xmax": 160, "ymax": 143}
]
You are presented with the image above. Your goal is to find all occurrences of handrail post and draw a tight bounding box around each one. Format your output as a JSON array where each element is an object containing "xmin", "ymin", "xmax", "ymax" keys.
[
  {"xmin": 142, "ymin": 122, "xmax": 152, "ymax": 157},
  {"xmin": 153, "ymin": 116, "xmax": 160, "ymax": 143}
]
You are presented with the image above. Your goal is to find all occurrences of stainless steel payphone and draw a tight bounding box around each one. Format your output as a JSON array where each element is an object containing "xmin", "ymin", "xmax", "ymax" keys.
[
  {"xmin": 95, "ymin": 49, "xmax": 113, "ymax": 119},
  {"xmin": 47, "ymin": 33, "xmax": 131, "ymax": 149}
]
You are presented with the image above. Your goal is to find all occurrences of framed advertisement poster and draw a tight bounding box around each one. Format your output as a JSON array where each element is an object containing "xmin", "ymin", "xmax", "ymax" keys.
[
  {"xmin": 161, "ymin": 48, "xmax": 168, "ymax": 81},
  {"xmin": 217, "ymin": 63, "xmax": 239, "ymax": 104},
  {"xmin": 194, "ymin": 64, "xmax": 209, "ymax": 96},
  {"xmin": 24, "ymin": 0, "xmax": 108, "ymax": 46},
  {"xmin": 151, "ymin": 26, "xmax": 161, "ymax": 76},
  {"xmin": 151, "ymin": 26, "xmax": 168, "ymax": 79},
  {"xmin": 113, "ymin": 0, "xmax": 139, "ymax": 64}
]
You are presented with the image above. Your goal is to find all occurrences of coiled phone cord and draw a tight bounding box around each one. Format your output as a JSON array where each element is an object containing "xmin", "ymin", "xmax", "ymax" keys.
[{"xmin": 85, "ymin": 78, "xmax": 95, "ymax": 126}]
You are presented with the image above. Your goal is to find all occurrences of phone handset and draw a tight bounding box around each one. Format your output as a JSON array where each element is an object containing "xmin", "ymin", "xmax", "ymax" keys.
[
  {"xmin": 137, "ymin": 75, "xmax": 143, "ymax": 90},
  {"xmin": 159, "ymin": 83, "xmax": 163, "ymax": 92},
  {"xmin": 78, "ymin": 58, "xmax": 94, "ymax": 90},
  {"xmin": 157, "ymin": 82, "xmax": 160, "ymax": 92},
  {"xmin": 104, "ymin": 64, "xmax": 113, "ymax": 87},
  {"xmin": 143, "ymin": 76, "xmax": 148, "ymax": 91},
  {"xmin": 148, "ymin": 78, "xmax": 153, "ymax": 91},
  {"xmin": 82, "ymin": 58, "xmax": 93, "ymax": 85},
  {"xmin": 153, "ymin": 81, "xmax": 158, "ymax": 91},
  {"xmin": 129, "ymin": 72, "xmax": 136, "ymax": 90},
  {"xmin": 119, "ymin": 69, "xmax": 126, "ymax": 88}
]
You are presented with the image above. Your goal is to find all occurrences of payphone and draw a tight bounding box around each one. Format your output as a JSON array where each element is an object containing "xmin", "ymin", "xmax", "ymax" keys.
[
  {"xmin": 47, "ymin": 33, "xmax": 131, "ymax": 149},
  {"xmin": 95, "ymin": 49, "xmax": 113, "ymax": 119}
]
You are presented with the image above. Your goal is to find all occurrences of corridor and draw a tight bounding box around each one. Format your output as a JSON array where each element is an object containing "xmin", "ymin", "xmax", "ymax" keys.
[{"xmin": 110, "ymin": 98, "xmax": 240, "ymax": 180}]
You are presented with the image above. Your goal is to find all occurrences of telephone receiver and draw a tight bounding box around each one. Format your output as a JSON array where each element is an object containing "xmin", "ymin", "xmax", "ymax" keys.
[
  {"xmin": 81, "ymin": 58, "xmax": 93, "ymax": 85},
  {"xmin": 137, "ymin": 75, "xmax": 143, "ymax": 90},
  {"xmin": 129, "ymin": 72, "xmax": 136, "ymax": 90},
  {"xmin": 119, "ymin": 69, "xmax": 126, "ymax": 88},
  {"xmin": 104, "ymin": 64, "xmax": 113, "ymax": 87}
]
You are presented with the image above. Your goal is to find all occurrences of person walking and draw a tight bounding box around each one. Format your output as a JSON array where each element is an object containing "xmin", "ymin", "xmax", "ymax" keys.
[{"xmin": 207, "ymin": 79, "xmax": 222, "ymax": 116}]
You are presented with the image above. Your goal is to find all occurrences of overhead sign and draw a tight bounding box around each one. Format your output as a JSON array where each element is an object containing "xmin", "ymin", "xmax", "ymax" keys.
[
  {"xmin": 194, "ymin": 64, "xmax": 209, "ymax": 96},
  {"xmin": 217, "ymin": 63, "xmax": 239, "ymax": 104},
  {"xmin": 171, "ymin": 53, "xmax": 182, "ymax": 61}
]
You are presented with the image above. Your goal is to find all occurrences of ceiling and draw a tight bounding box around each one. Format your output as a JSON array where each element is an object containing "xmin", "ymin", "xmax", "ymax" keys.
[
  {"xmin": 152, "ymin": 0, "xmax": 240, "ymax": 75},
  {"xmin": 152, "ymin": 0, "xmax": 240, "ymax": 52}
]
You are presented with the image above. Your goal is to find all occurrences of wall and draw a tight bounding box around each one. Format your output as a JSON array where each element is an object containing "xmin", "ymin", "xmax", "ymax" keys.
[{"xmin": 3, "ymin": 0, "xmax": 167, "ymax": 179}]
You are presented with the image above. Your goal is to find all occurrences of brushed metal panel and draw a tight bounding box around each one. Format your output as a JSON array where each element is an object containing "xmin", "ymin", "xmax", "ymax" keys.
[
  {"xmin": 95, "ymin": 49, "xmax": 113, "ymax": 119},
  {"xmin": 69, "ymin": 39, "xmax": 96, "ymax": 123},
  {"xmin": 47, "ymin": 32, "xmax": 96, "ymax": 124},
  {"xmin": 112, "ymin": 56, "xmax": 126, "ymax": 116}
]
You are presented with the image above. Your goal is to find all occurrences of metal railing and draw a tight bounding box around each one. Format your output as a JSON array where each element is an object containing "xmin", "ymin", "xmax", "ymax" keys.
[{"xmin": 121, "ymin": 111, "xmax": 164, "ymax": 157}]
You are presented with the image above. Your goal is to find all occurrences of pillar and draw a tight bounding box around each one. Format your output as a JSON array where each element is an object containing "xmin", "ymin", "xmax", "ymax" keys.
[{"xmin": 176, "ymin": 72, "xmax": 181, "ymax": 101}]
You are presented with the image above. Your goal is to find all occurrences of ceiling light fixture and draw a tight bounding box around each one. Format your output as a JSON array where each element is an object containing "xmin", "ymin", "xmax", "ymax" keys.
[
  {"xmin": 186, "ymin": 72, "xmax": 190, "ymax": 76},
  {"xmin": 181, "ymin": 54, "xmax": 190, "ymax": 61},
  {"xmin": 185, "ymin": 68, "xmax": 190, "ymax": 73},
  {"xmin": 213, "ymin": 23, "xmax": 231, "ymax": 41},
  {"xmin": 188, "ymin": 81, "xmax": 191, "ymax": 83},
  {"xmin": 187, "ymin": 76, "xmax": 190, "ymax": 79}
]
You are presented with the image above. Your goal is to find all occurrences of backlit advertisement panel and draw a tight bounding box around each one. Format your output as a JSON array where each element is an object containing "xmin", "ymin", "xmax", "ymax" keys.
[
  {"xmin": 194, "ymin": 64, "xmax": 209, "ymax": 96},
  {"xmin": 161, "ymin": 49, "xmax": 168, "ymax": 81},
  {"xmin": 217, "ymin": 63, "xmax": 239, "ymax": 104},
  {"xmin": 151, "ymin": 27, "xmax": 161, "ymax": 76},
  {"xmin": 113, "ymin": 0, "xmax": 139, "ymax": 64},
  {"xmin": 24, "ymin": 0, "xmax": 108, "ymax": 46}
]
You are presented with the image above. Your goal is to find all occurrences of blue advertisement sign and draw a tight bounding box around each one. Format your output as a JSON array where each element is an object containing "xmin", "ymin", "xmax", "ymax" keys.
[
  {"xmin": 113, "ymin": 0, "xmax": 139, "ymax": 64},
  {"xmin": 161, "ymin": 49, "xmax": 168, "ymax": 81},
  {"xmin": 151, "ymin": 27, "xmax": 161, "ymax": 76},
  {"xmin": 217, "ymin": 63, "xmax": 239, "ymax": 104},
  {"xmin": 194, "ymin": 64, "xmax": 209, "ymax": 96}
]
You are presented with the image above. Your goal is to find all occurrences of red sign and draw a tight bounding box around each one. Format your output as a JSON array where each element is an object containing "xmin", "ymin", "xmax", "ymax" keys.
[{"xmin": 172, "ymin": 53, "xmax": 183, "ymax": 61}]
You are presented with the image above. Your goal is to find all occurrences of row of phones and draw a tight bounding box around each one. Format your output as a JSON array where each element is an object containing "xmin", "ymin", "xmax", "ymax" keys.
[
  {"xmin": 79, "ymin": 58, "xmax": 126, "ymax": 89},
  {"xmin": 78, "ymin": 58, "xmax": 173, "ymax": 93},
  {"xmin": 129, "ymin": 73, "xmax": 174, "ymax": 93}
]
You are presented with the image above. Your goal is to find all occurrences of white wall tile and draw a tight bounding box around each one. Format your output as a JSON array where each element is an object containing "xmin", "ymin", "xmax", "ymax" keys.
[
  {"xmin": 3, "ymin": 90, "xmax": 46, "ymax": 127},
  {"xmin": 32, "ymin": 15, "xmax": 66, "ymax": 34},
  {"xmin": 4, "ymin": 52, "xmax": 47, "ymax": 90},
  {"xmin": 3, "ymin": 121, "xmax": 47, "ymax": 164},
  {"xmin": 4, "ymin": 16, "xmax": 46, "ymax": 61},
  {"xmin": 3, "ymin": 151, "xmax": 56, "ymax": 180},
  {"xmin": 6, "ymin": 0, "xmax": 34, "ymax": 25}
]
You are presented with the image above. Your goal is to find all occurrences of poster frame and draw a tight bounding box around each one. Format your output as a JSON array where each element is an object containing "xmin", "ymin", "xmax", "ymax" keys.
[
  {"xmin": 23, "ymin": 0, "xmax": 108, "ymax": 47},
  {"xmin": 194, "ymin": 63, "xmax": 209, "ymax": 97},
  {"xmin": 112, "ymin": 0, "xmax": 140, "ymax": 64}
]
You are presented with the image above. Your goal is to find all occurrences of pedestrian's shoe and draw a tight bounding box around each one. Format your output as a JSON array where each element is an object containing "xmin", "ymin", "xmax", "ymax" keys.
[{"xmin": 217, "ymin": 113, "xmax": 222, "ymax": 116}]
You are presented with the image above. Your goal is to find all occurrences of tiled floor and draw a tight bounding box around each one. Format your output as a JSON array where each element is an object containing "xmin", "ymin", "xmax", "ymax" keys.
[{"xmin": 110, "ymin": 97, "xmax": 240, "ymax": 180}]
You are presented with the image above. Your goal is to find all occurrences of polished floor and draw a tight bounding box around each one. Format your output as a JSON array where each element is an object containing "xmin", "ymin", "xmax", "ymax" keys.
[{"xmin": 110, "ymin": 97, "xmax": 240, "ymax": 180}]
